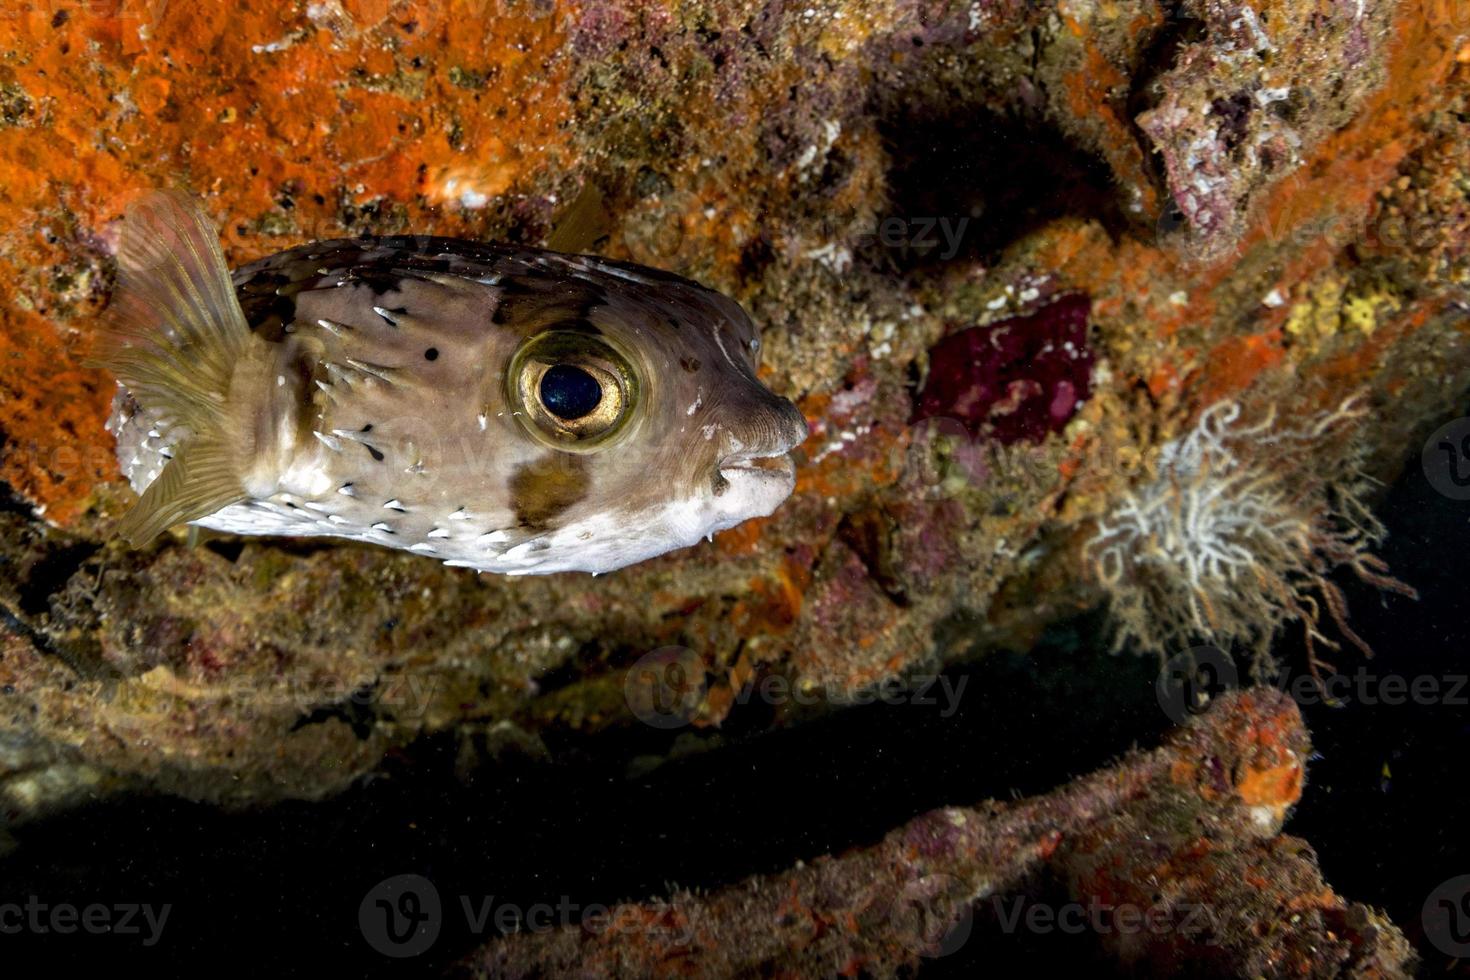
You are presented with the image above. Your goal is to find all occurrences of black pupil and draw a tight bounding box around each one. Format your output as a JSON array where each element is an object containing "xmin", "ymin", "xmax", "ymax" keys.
[{"xmin": 539, "ymin": 364, "xmax": 603, "ymax": 420}]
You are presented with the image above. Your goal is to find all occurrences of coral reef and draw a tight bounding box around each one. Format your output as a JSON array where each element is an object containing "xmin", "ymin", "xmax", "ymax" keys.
[
  {"xmin": 1136, "ymin": 0, "xmax": 1395, "ymax": 256},
  {"xmin": 1085, "ymin": 397, "xmax": 1417, "ymax": 673},
  {"xmin": 455, "ymin": 689, "xmax": 1413, "ymax": 978},
  {"xmin": 0, "ymin": 4, "xmax": 1465, "ymax": 966}
]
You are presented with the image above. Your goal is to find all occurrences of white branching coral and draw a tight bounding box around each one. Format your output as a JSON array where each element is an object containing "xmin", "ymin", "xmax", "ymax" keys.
[{"xmin": 1086, "ymin": 397, "xmax": 1415, "ymax": 675}]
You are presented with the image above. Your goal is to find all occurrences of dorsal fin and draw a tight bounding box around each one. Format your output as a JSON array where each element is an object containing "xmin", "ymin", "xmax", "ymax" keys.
[{"xmin": 544, "ymin": 182, "xmax": 611, "ymax": 254}]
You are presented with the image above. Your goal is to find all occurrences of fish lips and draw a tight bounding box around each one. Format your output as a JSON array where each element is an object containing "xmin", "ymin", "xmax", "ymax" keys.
[
  {"xmin": 710, "ymin": 398, "xmax": 807, "ymax": 518},
  {"xmin": 716, "ymin": 451, "xmax": 797, "ymax": 511}
]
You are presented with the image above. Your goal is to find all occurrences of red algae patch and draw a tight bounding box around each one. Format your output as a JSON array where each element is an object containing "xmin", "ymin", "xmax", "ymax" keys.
[{"xmin": 912, "ymin": 295, "xmax": 1094, "ymax": 445}]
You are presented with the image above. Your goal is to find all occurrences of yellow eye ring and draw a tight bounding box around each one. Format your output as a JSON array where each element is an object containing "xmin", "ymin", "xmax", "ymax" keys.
[{"xmin": 507, "ymin": 330, "xmax": 639, "ymax": 451}]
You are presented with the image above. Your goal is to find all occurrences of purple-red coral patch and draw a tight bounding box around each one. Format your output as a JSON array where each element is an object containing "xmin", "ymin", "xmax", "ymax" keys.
[{"xmin": 912, "ymin": 294, "xmax": 1094, "ymax": 444}]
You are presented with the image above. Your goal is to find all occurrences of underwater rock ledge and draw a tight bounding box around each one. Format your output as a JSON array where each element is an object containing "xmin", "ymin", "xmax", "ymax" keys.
[
  {"xmin": 456, "ymin": 689, "xmax": 1413, "ymax": 979},
  {"xmin": 0, "ymin": 0, "xmax": 1463, "ymax": 948}
]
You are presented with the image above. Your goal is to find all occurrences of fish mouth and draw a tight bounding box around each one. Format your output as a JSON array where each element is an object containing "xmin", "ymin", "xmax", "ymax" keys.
[
  {"xmin": 719, "ymin": 451, "xmax": 796, "ymax": 481},
  {"xmin": 710, "ymin": 394, "xmax": 807, "ymax": 510},
  {"xmin": 714, "ymin": 449, "xmax": 797, "ymax": 511}
]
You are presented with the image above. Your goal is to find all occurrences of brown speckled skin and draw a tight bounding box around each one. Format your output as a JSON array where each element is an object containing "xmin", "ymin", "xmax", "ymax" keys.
[{"xmin": 110, "ymin": 238, "xmax": 807, "ymax": 574}]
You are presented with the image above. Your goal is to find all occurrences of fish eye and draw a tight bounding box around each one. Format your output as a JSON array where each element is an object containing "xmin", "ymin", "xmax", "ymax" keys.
[
  {"xmin": 539, "ymin": 364, "xmax": 603, "ymax": 420},
  {"xmin": 508, "ymin": 331, "xmax": 638, "ymax": 449}
]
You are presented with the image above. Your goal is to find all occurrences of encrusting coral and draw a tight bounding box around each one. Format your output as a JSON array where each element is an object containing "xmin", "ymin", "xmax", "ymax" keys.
[{"xmin": 1085, "ymin": 396, "xmax": 1417, "ymax": 677}]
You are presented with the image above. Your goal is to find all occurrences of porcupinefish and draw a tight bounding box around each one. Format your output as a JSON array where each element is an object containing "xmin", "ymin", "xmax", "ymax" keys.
[{"xmin": 97, "ymin": 191, "xmax": 807, "ymax": 575}]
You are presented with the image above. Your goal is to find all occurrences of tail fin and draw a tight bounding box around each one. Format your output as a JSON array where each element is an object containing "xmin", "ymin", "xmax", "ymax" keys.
[{"xmin": 94, "ymin": 191, "xmax": 255, "ymax": 545}]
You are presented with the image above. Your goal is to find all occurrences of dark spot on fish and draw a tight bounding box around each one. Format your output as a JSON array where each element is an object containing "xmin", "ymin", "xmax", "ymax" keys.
[
  {"xmin": 240, "ymin": 295, "xmax": 298, "ymax": 340},
  {"xmin": 366, "ymin": 444, "xmax": 385, "ymax": 462},
  {"xmin": 236, "ymin": 268, "xmax": 338, "ymax": 341},
  {"xmin": 349, "ymin": 252, "xmax": 454, "ymax": 281},
  {"xmin": 244, "ymin": 271, "xmax": 292, "ymax": 292},
  {"xmin": 489, "ymin": 276, "xmax": 604, "ymax": 331},
  {"xmin": 336, "ymin": 261, "xmax": 445, "ymax": 296},
  {"xmin": 509, "ymin": 454, "xmax": 590, "ymax": 528},
  {"xmin": 405, "ymin": 255, "xmax": 452, "ymax": 274},
  {"xmin": 424, "ymin": 347, "xmax": 439, "ymax": 361},
  {"xmin": 680, "ymin": 356, "xmax": 701, "ymax": 373},
  {"xmin": 353, "ymin": 270, "xmax": 413, "ymax": 296},
  {"xmin": 400, "ymin": 237, "xmax": 504, "ymax": 262}
]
